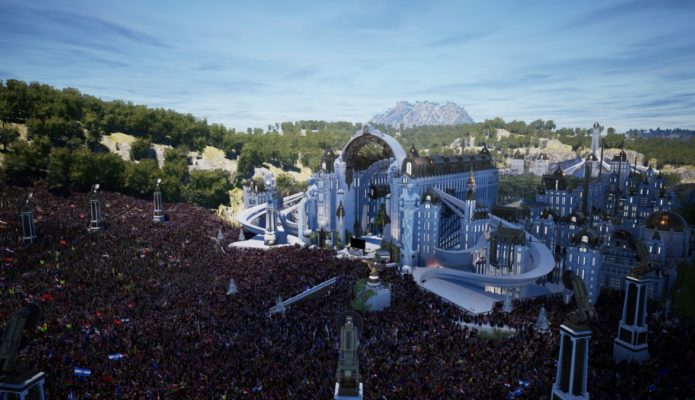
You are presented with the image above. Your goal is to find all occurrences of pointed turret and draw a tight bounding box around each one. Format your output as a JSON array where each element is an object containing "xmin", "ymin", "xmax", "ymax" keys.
[
  {"xmin": 336, "ymin": 201, "xmax": 345, "ymax": 219},
  {"xmin": 535, "ymin": 306, "xmax": 550, "ymax": 331},
  {"xmin": 466, "ymin": 167, "xmax": 476, "ymax": 201}
]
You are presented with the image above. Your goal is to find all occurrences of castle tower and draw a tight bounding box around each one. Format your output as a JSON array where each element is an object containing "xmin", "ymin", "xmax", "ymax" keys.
[{"xmin": 591, "ymin": 122, "xmax": 600, "ymax": 157}]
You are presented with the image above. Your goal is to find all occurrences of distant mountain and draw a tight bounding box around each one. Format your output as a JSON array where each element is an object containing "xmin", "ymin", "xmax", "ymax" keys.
[{"xmin": 371, "ymin": 101, "xmax": 474, "ymax": 128}]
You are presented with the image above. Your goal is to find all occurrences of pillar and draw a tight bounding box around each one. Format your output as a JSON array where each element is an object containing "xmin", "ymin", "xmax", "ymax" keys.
[
  {"xmin": 613, "ymin": 276, "xmax": 650, "ymax": 364},
  {"xmin": 153, "ymin": 189, "xmax": 165, "ymax": 222},
  {"xmin": 264, "ymin": 196, "xmax": 276, "ymax": 245},
  {"xmin": 552, "ymin": 323, "xmax": 591, "ymax": 400},
  {"xmin": 20, "ymin": 210, "xmax": 36, "ymax": 243},
  {"xmin": 89, "ymin": 198, "xmax": 104, "ymax": 232}
]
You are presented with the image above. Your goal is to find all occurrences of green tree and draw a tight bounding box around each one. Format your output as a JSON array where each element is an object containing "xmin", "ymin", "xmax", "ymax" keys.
[
  {"xmin": 0, "ymin": 124, "xmax": 19, "ymax": 151},
  {"xmin": 130, "ymin": 137, "xmax": 153, "ymax": 160},
  {"xmin": 237, "ymin": 144, "xmax": 262, "ymax": 179},
  {"xmin": 46, "ymin": 147, "xmax": 74, "ymax": 192},
  {"xmin": 161, "ymin": 147, "xmax": 190, "ymax": 201},
  {"xmin": 187, "ymin": 169, "xmax": 233, "ymax": 208},
  {"xmin": 4, "ymin": 141, "xmax": 47, "ymax": 185},
  {"xmin": 124, "ymin": 159, "xmax": 159, "ymax": 197}
]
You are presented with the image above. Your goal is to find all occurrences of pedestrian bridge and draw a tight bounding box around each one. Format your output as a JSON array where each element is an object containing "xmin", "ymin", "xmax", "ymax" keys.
[
  {"xmin": 268, "ymin": 277, "xmax": 338, "ymax": 315},
  {"xmin": 235, "ymin": 192, "xmax": 304, "ymax": 236}
]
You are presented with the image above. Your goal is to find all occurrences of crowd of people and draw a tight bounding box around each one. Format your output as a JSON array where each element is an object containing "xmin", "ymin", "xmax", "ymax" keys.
[{"xmin": 1, "ymin": 183, "xmax": 693, "ymax": 399}]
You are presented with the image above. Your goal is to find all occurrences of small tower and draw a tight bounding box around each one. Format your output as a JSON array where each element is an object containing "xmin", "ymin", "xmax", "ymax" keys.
[
  {"xmin": 88, "ymin": 184, "xmax": 105, "ymax": 232},
  {"xmin": 20, "ymin": 193, "xmax": 37, "ymax": 243}
]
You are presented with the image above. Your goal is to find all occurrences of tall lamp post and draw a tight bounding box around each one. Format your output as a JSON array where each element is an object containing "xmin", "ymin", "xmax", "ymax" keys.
[
  {"xmin": 20, "ymin": 193, "xmax": 37, "ymax": 243},
  {"xmin": 88, "ymin": 184, "xmax": 105, "ymax": 232},
  {"xmin": 153, "ymin": 178, "xmax": 165, "ymax": 222}
]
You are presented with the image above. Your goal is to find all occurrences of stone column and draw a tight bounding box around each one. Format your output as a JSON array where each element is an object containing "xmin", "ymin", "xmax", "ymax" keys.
[
  {"xmin": 20, "ymin": 209, "xmax": 36, "ymax": 243},
  {"xmin": 613, "ymin": 275, "xmax": 650, "ymax": 364},
  {"xmin": 552, "ymin": 323, "xmax": 591, "ymax": 400}
]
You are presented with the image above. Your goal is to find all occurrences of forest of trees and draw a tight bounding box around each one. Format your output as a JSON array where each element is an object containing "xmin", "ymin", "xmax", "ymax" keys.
[
  {"xmin": 0, "ymin": 80, "xmax": 232, "ymax": 208},
  {"xmin": 2, "ymin": 79, "xmax": 694, "ymax": 209}
]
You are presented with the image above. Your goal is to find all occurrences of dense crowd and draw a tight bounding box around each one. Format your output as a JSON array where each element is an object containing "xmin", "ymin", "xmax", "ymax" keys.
[{"xmin": 1, "ymin": 183, "xmax": 693, "ymax": 399}]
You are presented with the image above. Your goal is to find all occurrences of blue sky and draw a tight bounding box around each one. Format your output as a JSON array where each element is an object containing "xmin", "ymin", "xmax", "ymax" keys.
[{"xmin": 1, "ymin": 0, "xmax": 695, "ymax": 131}]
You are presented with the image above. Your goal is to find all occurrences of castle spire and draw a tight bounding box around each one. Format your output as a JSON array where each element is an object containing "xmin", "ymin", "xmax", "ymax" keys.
[
  {"xmin": 467, "ymin": 166, "xmax": 476, "ymax": 201},
  {"xmin": 591, "ymin": 121, "xmax": 600, "ymax": 157}
]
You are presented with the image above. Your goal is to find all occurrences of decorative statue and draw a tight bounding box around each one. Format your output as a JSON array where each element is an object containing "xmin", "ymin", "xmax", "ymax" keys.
[
  {"xmin": 364, "ymin": 260, "xmax": 381, "ymax": 286},
  {"xmin": 562, "ymin": 270, "xmax": 598, "ymax": 326},
  {"xmin": 399, "ymin": 183, "xmax": 420, "ymax": 266}
]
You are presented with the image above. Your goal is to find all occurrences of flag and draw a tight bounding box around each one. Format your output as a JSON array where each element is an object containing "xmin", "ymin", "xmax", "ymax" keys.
[{"xmin": 74, "ymin": 367, "xmax": 91, "ymax": 377}]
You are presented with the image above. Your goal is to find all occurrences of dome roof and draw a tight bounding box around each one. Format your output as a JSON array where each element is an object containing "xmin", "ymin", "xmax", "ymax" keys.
[{"xmin": 644, "ymin": 211, "xmax": 688, "ymax": 232}]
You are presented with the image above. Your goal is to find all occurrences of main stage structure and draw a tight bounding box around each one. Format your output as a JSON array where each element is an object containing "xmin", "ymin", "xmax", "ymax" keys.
[{"xmin": 237, "ymin": 125, "xmax": 560, "ymax": 312}]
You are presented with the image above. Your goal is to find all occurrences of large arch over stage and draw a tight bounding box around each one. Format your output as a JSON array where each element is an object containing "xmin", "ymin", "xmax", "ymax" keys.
[{"xmin": 339, "ymin": 126, "xmax": 406, "ymax": 185}]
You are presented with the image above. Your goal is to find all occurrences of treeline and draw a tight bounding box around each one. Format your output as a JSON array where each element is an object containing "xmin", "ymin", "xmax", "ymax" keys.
[
  {"xmin": 0, "ymin": 79, "xmax": 221, "ymax": 150},
  {"xmin": 2, "ymin": 141, "xmax": 232, "ymax": 209},
  {"xmin": 0, "ymin": 80, "xmax": 366, "ymax": 179},
  {"xmin": 625, "ymin": 137, "xmax": 695, "ymax": 167}
]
